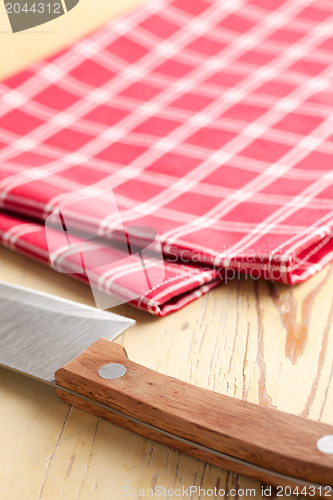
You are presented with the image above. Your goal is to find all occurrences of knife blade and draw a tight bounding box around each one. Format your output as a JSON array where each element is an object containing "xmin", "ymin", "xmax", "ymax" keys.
[
  {"xmin": 0, "ymin": 281, "xmax": 332, "ymax": 494},
  {"xmin": 0, "ymin": 280, "xmax": 134, "ymax": 381}
]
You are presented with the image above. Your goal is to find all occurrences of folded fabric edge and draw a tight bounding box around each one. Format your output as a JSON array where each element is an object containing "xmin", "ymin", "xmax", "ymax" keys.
[
  {"xmin": 0, "ymin": 241, "xmax": 223, "ymax": 316},
  {"xmin": 161, "ymin": 221, "xmax": 333, "ymax": 286},
  {"xmin": 286, "ymin": 227, "xmax": 333, "ymax": 285},
  {"xmin": 153, "ymin": 279, "xmax": 222, "ymax": 317},
  {"xmin": 0, "ymin": 214, "xmax": 222, "ymax": 315},
  {"xmin": 0, "ymin": 208, "xmax": 332, "ymax": 315}
]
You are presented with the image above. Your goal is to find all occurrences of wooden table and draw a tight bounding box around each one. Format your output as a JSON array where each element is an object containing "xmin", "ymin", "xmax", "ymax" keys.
[{"xmin": 0, "ymin": 2, "xmax": 332, "ymax": 498}]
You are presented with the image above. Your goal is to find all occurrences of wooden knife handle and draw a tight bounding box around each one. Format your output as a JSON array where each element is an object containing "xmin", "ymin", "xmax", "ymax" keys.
[{"xmin": 55, "ymin": 338, "xmax": 333, "ymax": 491}]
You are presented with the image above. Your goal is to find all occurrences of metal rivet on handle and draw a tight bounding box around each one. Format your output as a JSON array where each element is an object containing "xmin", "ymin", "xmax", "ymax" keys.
[
  {"xmin": 317, "ymin": 435, "xmax": 333, "ymax": 454},
  {"xmin": 98, "ymin": 363, "xmax": 127, "ymax": 380}
]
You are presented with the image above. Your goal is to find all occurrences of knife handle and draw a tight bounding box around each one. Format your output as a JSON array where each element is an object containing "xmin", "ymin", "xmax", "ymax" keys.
[{"xmin": 55, "ymin": 338, "xmax": 333, "ymax": 492}]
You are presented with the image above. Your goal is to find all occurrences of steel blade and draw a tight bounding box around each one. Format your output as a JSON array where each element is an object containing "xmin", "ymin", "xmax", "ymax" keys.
[{"xmin": 0, "ymin": 281, "xmax": 134, "ymax": 382}]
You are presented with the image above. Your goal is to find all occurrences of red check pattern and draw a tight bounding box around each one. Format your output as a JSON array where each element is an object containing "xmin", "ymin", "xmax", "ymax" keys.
[{"xmin": 0, "ymin": 0, "xmax": 333, "ymax": 315}]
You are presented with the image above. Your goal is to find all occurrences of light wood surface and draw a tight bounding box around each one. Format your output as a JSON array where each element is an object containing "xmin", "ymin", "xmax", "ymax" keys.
[
  {"xmin": 55, "ymin": 338, "xmax": 333, "ymax": 488},
  {"xmin": 0, "ymin": 1, "xmax": 333, "ymax": 499},
  {"xmin": 0, "ymin": 249, "xmax": 332, "ymax": 500}
]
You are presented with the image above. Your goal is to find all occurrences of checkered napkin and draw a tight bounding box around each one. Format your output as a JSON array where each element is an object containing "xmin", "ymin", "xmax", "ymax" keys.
[{"xmin": 0, "ymin": 0, "xmax": 333, "ymax": 315}]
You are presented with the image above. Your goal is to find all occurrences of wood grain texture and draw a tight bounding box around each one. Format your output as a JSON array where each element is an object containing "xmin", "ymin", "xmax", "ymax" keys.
[
  {"xmin": 0, "ymin": 248, "xmax": 332, "ymax": 499},
  {"xmin": 0, "ymin": 0, "xmax": 332, "ymax": 497},
  {"xmin": 55, "ymin": 339, "xmax": 333, "ymax": 488}
]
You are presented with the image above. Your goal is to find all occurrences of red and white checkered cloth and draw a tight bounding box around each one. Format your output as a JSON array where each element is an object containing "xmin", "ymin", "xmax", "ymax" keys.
[{"xmin": 0, "ymin": 0, "xmax": 333, "ymax": 315}]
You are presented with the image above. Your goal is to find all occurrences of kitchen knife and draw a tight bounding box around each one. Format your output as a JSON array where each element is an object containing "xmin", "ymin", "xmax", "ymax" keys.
[{"xmin": 0, "ymin": 281, "xmax": 332, "ymax": 494}]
